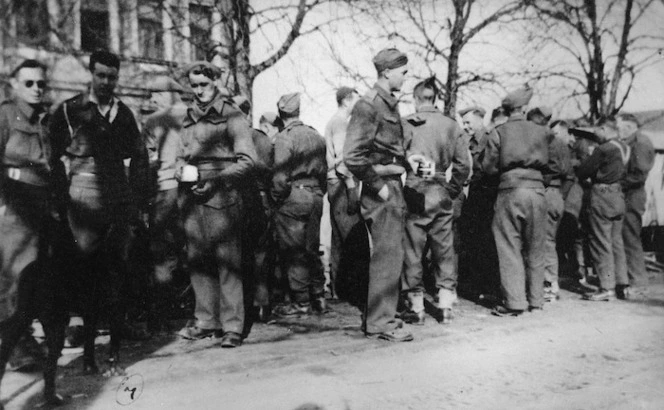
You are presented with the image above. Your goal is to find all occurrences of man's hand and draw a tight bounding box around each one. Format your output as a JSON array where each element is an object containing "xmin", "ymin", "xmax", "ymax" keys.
[
  {"xmin": 191, "ymin": 180, "xmax": 213, "ymax": 196},
  {"xmin": 407, "ymin": 154, "xmax": 427, "ymax": 174},
  {"xmin": 378, "ymin": 184, "xmax": 389, "ymax": 201}
]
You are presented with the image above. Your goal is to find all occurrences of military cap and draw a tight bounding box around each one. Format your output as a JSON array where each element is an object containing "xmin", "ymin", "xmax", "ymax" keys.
[
  {"xmin": 277, "ymin": 92, "xmax": 301, "ymax": 116},
  {"xmin": 184, "ymin": 60, "xmax": 223, "ymax": 79},
  {"xmin": 232, "ymin": 95, "xmax": 251, "ymax": 116},
  {"xmin": 538, "ymin": 106, "xmax": 553, "ymax": 119},
  {"xmin": 373, "ymin": 48, "xmax": 408, "ymax": 72},
  {"xmin": 502, "ymin": 86, "xmax": 533, "ymax": 109},
  {"xmin": 146, "ymin": 76, "xmax": 184, "ymax": 93},
  {"xmin": 458, "ymin": 106, "xmax": 486, "ymax": 118}
]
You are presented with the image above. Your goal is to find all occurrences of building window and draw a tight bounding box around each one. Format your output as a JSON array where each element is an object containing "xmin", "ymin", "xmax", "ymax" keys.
[
  {"xmin": 138, "ymin": 0, "xmax": 164, "ymax": 59},
  {"xmin": 14, "ymin": 0, "xmax": 50, "ymax": 47},
  {"xmin": 81, "ymin": 0, "xmax": 109, "ymax": 52},
  {"xmin": 189, "ymin": 3, "xmax": 212, "ymax": 61}
]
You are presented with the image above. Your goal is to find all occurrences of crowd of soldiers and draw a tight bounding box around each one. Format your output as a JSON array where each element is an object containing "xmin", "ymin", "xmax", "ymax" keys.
[{"xmin": 0, "ymin": 45, "xmax": 657, "ymax": 383}]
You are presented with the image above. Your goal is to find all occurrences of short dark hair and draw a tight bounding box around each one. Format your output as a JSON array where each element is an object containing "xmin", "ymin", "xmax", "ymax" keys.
[
  {"xmin": 89, "ymin": 50, "xmax": 120, "ymax": 72},
  {"xmin": 493, "ymin": 106, "xmax": 510, "ymax": 120},
  {"xmin": 550, "ymin": 120, "xmax": 569, "ymax": 129},
  {"xmin": 413, "ymin": 82, "xmax": 436, "ymax": 103},
  {"xmin": 597, "ymin": 117, "xmax": 618, "ymax": 130},
  {"xmin": 336, "ymin": 87, "xmax": 357, "ymax": 106},
  {"xmin": 10, "ymin": 59, "xmax": 47, "ymax": 78},
  {"xmin": 617, "ymin": 113, "xmax": 640, "ymax": 127}
]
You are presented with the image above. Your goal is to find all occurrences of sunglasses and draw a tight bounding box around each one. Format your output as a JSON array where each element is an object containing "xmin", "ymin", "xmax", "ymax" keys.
[{"xmin": 24, "ymin": 80, "xmax": 46, "ymax": 89}]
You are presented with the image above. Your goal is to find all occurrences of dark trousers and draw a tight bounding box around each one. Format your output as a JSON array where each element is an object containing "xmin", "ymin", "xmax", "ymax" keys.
[
  {"xmin": 619, "ymin": 188, "xmax": 648, "ymax": 287},
  {"xmin": 274, "ymin": 186, "xmax": 324, "ymax": 303},
  {"xmin": 588, "ymin": 185, "xmax": 627, "ymax": 290},
  {"xmin": 402, "ymin": 182, "xmax": 455, "ymax": 293},
  {"xmin": 361, "ymin": 179, "xmax": 405, "ymax": 334},
  {"xmin": 492, "ymin": 187, "xmax": 546, "ymax": 310},
  {"xmin": 149, "ymin": 188, "xmax": 184, "ymax": 283},
  {"xmin": 179, "ymin": 186, "xmax": 244, "ymax": 334}
]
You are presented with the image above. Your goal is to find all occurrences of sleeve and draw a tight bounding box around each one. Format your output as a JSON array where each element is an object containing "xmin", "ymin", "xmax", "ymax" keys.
[
  {"xmin": 576, "ymin": 145, "xmax": 603, "ymax": 181},
  {"xmin": 271, "ymin": 132, "xmax": 293, "ymax": 204},
  {"xmin": 623, "ymin": 135, "xmax": 656, "ymax": 190},
  {"xmin": 481, "ymin": 128, "xmax": 501, "ymax": 176},
  {"xmin": 543, "ymin": 134, "xmax": 565, "ymax": 186},
  {"xmin": 343, "ymin": 100, "xmax": 383, "ymax": 193},
  {"xmin": 449, "ymin": 127, "xmax": 471, "ymax": 199},
  {"xmin": 215, "ymin": 114, "xmax": 257, "ymax": 184},
  {"xmin": 0, "ymin": 106, "xmax": 9, "ymax": 193},
  {"xmin": 47, "ymin": 103, "xmax": 71, "ymax": 208},
  {"xmin": 126, "ymin": 111, "xmax": 150, "ymax": 211}
]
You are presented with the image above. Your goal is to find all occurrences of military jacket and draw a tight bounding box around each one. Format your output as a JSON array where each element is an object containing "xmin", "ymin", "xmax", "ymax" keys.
[
  {"xmin": 403, "ymin": 106, "xmax": 470, "ymax": 199},
  {"xmin": 544, "ymin": 135, "xmax": 572, "ymax": 186},
  {"xmin": 576, "ymin": 139, "xmax": 629, "ymax": 185},
  {"xmin": 271, "ymin": 120, "xmax": 327, "ymax": 203},
  {"xmin": 622, "ymin": 131, "xmax": 655, "ymax": 191},
  {"xmin": 344, "ymin": 83, "xmax": 406, "ymax": 193},
  {"xmin": 0, "ymin": 99, "xmax": 51, "ymax": 189},
  {"xmin": 143, "ymin": 103, "xmax": 187, "ymax": 191}
]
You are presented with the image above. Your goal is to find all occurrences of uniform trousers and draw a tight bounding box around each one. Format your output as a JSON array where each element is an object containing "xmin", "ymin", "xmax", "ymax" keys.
[
  {"xmin": 274, "ymin": 186, "xmax": 325, "ymax": 303},
  {"xmin": 149, "ymin": 188, "xmax": 184, "ymax": 283},
  {"xmin": 588, "ymin": 185, "xmax": 628, "ymax": 290},
  {"xmin": 544, "ymin": 187, "xmax": 565, "ymax": 284},
  {"xmin": 492, "ymin": 187, "xmax": 546, "ymax": 310},
  {"xmin": 361, "ymin": 178, "xmax": 405, "ymax": 334},
  {"xmin": 179, "ymin": 185, "xmax": 244, "ymax": 334},
  {"xmin": 619, "ymin": 188, "xmax": 648, "ymax": 288}
]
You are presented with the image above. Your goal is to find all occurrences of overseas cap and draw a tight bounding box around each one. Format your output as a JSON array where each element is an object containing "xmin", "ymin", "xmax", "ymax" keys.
[
  {"xmin": 277, "ymin": 92, "xmax": 300, "ymax": 116},
  {"xmin": 502, "ymin": 86, "xmax": 533, "ymax": 109},
  {"xmin": 373, "ymin": 48, "xmax": 408, "ymax": 73},
  {"xmin": 146, "ymin": 76, "xmax": 184, "ymax": 93},
  {"xmin": 537, "ymin": 106, "xmax": 553, "ymax": 119},
  {"xmin": 458, "ymin": 106, "xmax": 486, "ymax": 118},
  {"xmin": 184, "ymin": 60, "xmax": 223, "ymax": 79}
]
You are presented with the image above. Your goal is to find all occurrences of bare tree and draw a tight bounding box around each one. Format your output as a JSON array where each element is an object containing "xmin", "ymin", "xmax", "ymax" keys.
[{"xmin": 525, "ymin": 0, "xmax": 664, "ymax": 122}]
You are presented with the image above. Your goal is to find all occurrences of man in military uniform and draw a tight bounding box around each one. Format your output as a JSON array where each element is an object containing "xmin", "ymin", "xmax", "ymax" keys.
[
  {"xmin": 271, "ymin": 93, "xmax": 328, "ymax": 316},
  {"xmin": 482, "ymin": 87, "xmax": 550, "ymax": 316},
  {"xmin": 344, "ymin": 48, "xmax": 413, "ymax": 342},
  {"xmin": 324, "ymin": 86, "xmax": 363, "ymax": 301},
  {"xmin": 458, "ymin": 106, "xmax": 500, "ymax": 302},
  {"xmin": 175, "ymin": 62, "xmax": 256, "ymax": 348},
  {"xmin": 259, "ymin": 112, "xmax": 283, "ymax": 143},
  {"xmin": 616, "ymin": 114, "xmax": 655, "ymax": 299},
  {"xmin": 49, "ymin": 51, "xmax": 150, "ymax": 369},
  {"xmin": 141, "ymin": 76, "xmax": 187, "ymax": 332},
  {"xmin": 577, "ymin": 119, "xmax": 629, "ymax": 301},
  {"xmin": 0, "ymin": 60, "xmax": 54, "ymax": 377},
  {"xmin": 400, "ymin": 78, "xmax": 470, "ymax": 325}
]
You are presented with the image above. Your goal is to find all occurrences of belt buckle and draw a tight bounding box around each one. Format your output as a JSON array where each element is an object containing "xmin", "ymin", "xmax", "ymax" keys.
[{"xmin": 7, "ymin": 168, "xmax": 21, "ymax": 181}]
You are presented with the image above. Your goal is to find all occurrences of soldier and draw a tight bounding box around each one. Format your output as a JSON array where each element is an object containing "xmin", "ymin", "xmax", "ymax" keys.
[
  {"xmin": 259, "ymin": 112, "xmax": 283, "ymax": 143},
  {"xmin": 0, "ymin": 60, "xmax": 54, "ymax": 379},
  {"xmin": 482, "ymin": 86, "xmax": 550, "ymax": 316},
  {"xmin": 175, "ymin": 61, "xmax": 256, "ymax": 348},
  {"xmin": 344, "ymin": 48, "xmax": 413, "ymax": 342},
  {"xmin": 576, "ymin": 119, "xmax": 629, "ymax": 301},
  {"xmin": 49, "ymin": 50, "xmax": 150, "ymax": 369},
  {"xmin": 616, "ymin": 113, "xmax": 655, "ymax": 299},
  {"xmin": 324, "ymin": 86, "xmax": 362, "ymax": 300},
  {"xmin": 270, "ymin": 93, "xmax": 328, "ymax": 316},
  {"xmin": 400, "ymin": 78, "xmax": 470, "ymax": 325},
  {"xmin": 141, "ymin": 76, "xmax": 187, "ymax": 332},
  {"xmin": 458, "ymin": 106, "xmax": 500, "ymax": 302}
]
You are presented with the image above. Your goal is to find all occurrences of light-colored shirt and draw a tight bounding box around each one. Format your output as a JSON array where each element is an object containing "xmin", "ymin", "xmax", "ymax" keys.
[
  {"xmin": 324, "ymin": 108, "xmax": 352, "ymax": 181},
  {"xmin": 89, "ymin": 90, "xmax": 119, "ymax": 123}
]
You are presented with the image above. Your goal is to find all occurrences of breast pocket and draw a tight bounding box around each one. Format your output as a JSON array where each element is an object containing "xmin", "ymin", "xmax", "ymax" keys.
[
  {"xmin": 5, "ymin": 124, "xmax": 40, "ymax": 163},
  {"xmin": 378, "ymin": 114, "xmax": 402, "ymax": 146}
]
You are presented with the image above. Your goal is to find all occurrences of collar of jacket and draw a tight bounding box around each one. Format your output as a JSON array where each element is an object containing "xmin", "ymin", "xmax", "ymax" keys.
[
  {"xmin": 373, "ymin": 83, "xmax": 398, "ymax": 109},
  {"xmin": 186, "ymin": 92, "xmax": 228, "ymax": 124},
  {"xmin": 416, "ymin": 105, "xmax": 438, "ymax": 114},
  {"xmin": 506, "ymin": 113, "xmax": 527, "ymax": 123},
  {"xmin": 283, "ymin": 120, "xmax": 304, "ymax": 132},
  {"xmin": 15, "ymin": 99, "xmax": 46, "ymax": 124}
]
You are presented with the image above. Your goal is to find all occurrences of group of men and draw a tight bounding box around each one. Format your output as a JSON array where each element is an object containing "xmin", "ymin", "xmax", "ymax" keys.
[{"xmin": 0, "ymin": 43, "xmax": 657, "ymax": 378}]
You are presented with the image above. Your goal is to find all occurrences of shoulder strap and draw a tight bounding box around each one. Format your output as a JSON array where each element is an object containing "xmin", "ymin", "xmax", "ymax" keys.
[
  {"xmin": 63, "ymin": 102, "xmax": 74, "ymax": 139},
  {"xmin": 609, "ymin": 139, "xmax": 631, "ymax": 165}
]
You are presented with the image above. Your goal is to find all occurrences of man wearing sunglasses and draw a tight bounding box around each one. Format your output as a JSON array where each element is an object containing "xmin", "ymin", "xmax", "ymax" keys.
[{"xmin": 0, "ymin": 60, "xmax": 53, "ymax": 374}]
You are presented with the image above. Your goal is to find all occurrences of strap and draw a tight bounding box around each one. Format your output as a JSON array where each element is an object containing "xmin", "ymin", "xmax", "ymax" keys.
[
  {"xmin": 63, "ymin": 102, "xmax": 74, "ymax": 139},
  {"xmin": 609, "ymin": 140, "xmax": 631, "ymax": 165}
]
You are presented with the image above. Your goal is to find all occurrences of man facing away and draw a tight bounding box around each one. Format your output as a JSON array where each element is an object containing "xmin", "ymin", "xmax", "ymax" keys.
[
  {"xmin": 344, "ymin": 48, "xmax": 413, "ymax": 342},
  {"xmin": 400, "ymin": 77, "xmax": 470, "ymax": 325},
  {"xmin": 175, "ymin": 61, "xmax": 256, "ymax": 348}
]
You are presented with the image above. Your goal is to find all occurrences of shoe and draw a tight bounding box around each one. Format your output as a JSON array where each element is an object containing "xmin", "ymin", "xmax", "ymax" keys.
[
  {"xmin": 440, "ymin": 308, "xmax": 453, "ymax": 324},
  {"xmin": 491, "ymin": 305, "xmax": 524, "ymax": 317},
  {"xmin": 272, "ymin": 302, "xmax": 311, "ymax": 317},
  {"xmin": 615, "ymin": 285, "xmax": 629, "ymax": 300},
  {"xmin": 178, "ymin": 326, "xmax": 218, "ymax": 340},
  {"xmin": 220, "ymin": 332, "xmax": 242, "ymax": 348},
  {"xmin": 401, "ymin": 310, "xmax": 425, "ymax": 325},
  {"xmin": 8, "ymin": 333, "xmax": 44, "ymax": 372},
  {"xmin": 311, "ymin": 297, "xmax": 329, "ymax": 314},
  {"xmin": 365, "ymin": 328, "xmax": 414, "ymax": 342},
  {"xmin": 528, "ymin": 306, "xmax": 543, "ymax": 313},
  {"xmin": 583, "ymin": 289, "xmax": 615, "ymax": 301},
  {"xmin": 544, "ymin": 289, "xmax": 559, "ymax": 302}
]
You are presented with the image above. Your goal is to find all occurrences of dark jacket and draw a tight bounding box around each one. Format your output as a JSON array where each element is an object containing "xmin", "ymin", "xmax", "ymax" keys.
[
  {"xmin": 576, "ymin": 139, "xmax": 628, "ymax": 185},
  {"xmin": 622, "ymin": 131, "xmax": 655, "ymax": 191}
]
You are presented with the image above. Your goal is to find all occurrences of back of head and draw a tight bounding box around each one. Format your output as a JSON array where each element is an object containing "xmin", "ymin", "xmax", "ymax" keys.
[
  {"xmin": 89, "ymin": 50, "xmax": 120, "ymax": 72},
  {"xmin": 413, "ymin": 77, "xmax": 437, "ymax": 105},
  {"xmin": 336, "ymin": 86, "xmax": 357, "ymax": 107}
]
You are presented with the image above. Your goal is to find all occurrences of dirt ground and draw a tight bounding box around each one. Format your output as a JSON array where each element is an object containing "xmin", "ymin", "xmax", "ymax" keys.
[{"xmin": 2, "ymin": 266, "xmax": 664, "ymax": 410}]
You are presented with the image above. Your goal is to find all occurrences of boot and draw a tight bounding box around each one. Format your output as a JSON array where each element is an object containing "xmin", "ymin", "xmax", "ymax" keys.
[
  {"xmin": 436, "ymin": 288, "xmax": 457, "ymax": 324},
  {"xmin": 401, "ymin": 291, "xmax": 425, "ymax": 325}
]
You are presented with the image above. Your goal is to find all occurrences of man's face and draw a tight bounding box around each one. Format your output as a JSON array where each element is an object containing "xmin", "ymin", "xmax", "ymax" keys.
[
  {"xmin": 597, "ymin": 124, "xmax": 618, "ymax": 141},
  {"xmin": 149, "ymin": 91, "xmax": 172, "ymax": 110},
  {"xmin": 462, "ymin": 112, "xmax": 484, "ymax": 137},
  {"xmin": 386, "ymin": 66, "xmax": 408, "ymax": 92},
  {"xmin": 260, "ymin": 122, "xmax": 278, "ymax": 138},
  {"xmin": 552, "ymin": 124, "xmax": 572, "ymax": 144},
  {"xmin": 616, "ymin": 118, "xmax": 636, "ymax": 139},
  {"xmin": 91, "ymin": 62, "xmax": 119, "ymax": 101},
  {"xmin": 11, "ymin": 67, "xmax": 46, "ymax": 105},
  {"xmin": 188, "ymin": 73, "xmax": 217, "ymax": 104}
]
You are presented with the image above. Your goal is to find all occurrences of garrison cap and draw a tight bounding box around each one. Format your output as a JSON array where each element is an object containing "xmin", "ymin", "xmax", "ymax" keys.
[
  {"xmin": 458, "ymin": 106, "xmax": 486, "ymax": 118},
  {"xmin": 146, "ymin": 76, "xmax": 184, "ymax": 93},
  {"xmin": 502, "ymin": 86, "xmax": 533, "ymax": 109},
  {"xmin": 184, "ymin": 60, "xmax": 223, "ymax": 79},
  {"xmin": 373, "ymin": 48, "xmax": 408, "ymax": 73},
  {"xmin": 277, "ymin": 92, "xmax": 301, "ymax": 116}
]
